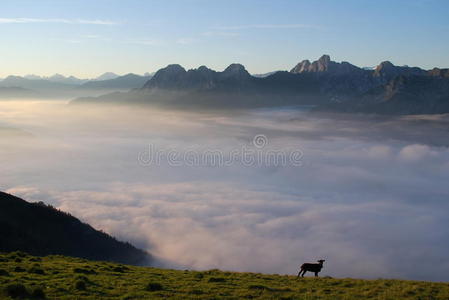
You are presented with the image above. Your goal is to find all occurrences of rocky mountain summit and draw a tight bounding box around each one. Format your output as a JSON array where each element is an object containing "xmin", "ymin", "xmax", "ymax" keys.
[
  {"xmin": 290, "ymin": 55, "xmax": 361, "ymax": 75},
  {"xmin": 143, "ymin": 63, "xmax": 252, "ymax": 91}
]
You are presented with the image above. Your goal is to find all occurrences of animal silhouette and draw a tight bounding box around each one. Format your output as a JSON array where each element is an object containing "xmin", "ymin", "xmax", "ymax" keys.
[{"xmin": 297, "ymin": 259, "xmax": 325, "ymax": 277}]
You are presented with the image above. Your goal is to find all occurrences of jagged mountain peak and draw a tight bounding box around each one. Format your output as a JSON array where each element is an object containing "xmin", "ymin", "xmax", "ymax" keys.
[
  {"xmin": 222, "ymin": 63, "xmax": 250, "ymax": 79},
  {"xmin": 373, "ymin": 61, "xmax": 426, "ymax": 78},
  {"xmin": 142, "ymin": 63, "xmax": 252, "ymax": 90},
  {"xmin": 49, "ymin": 73, "xmax": 66, "ymax": 79},
  {"xmin": 163, "ymin": 64, "xmax": 187, "ymax": 73},
  {"xmin": 224, "ymin": 63, "xmax": 247, "ymax": 73},
  {"xmin": 192, "ymin": 65, "xmax": 216, "ymax": 75},
  {"xmin": 291, "ymin": 60, "xmax": 311, "ymax": 73},
  {"xmin": 375, "ymin": 61, "xmax": 395, "ymax": 72},
  {"xmin": 428, "ymin": 67, "xmax": 449, "ymax": 78},
  {"xmin": 151, "ymin": 64, "xmax": 187, "ymax": 79},
  {"xmin": 95, "ymin": 72, "xmax": 120, "ymax": 81},
  {"xmin": 291, "ymin": 54, "xmax": 360, "ymax": 74},
  {"xmin": 197, "ymin": 65, "xmax": 212, "ymax": 72},
  {"xmin": 318, "ymin": 54, "xmax": 331, "ymax": 64}
]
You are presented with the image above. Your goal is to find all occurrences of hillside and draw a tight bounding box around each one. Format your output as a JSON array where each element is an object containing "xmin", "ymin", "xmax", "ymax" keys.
[
  {"xmin": 0, "ymin": 252, "xmax": 448, "ymax": 299},
  {"xmin": 0, "ymin": 192, "xmax": 151, "ymax": 265}
]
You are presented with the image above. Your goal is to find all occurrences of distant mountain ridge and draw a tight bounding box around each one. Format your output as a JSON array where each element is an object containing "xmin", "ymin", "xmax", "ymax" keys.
[
  {"xmin": 24, "ymin": 74, "xmax": 89, "ymax": 85},
  {"xmin": 0, "ymin": 191, "xmax": 151, "ymax": 265},
  {"xmin": 18, "ymin": 72, "xmax": 120, "ymax": 84},
  {"xmin": 81, "ymin": 73, "xmax": 151, "ymax": 90},
  {"xmin": 94, "ymin": 72, "xmax": 120, "ymax": 81},
  {"xmin": 0, "ymin": 72, "xmax": 153, "ymax": 98}
]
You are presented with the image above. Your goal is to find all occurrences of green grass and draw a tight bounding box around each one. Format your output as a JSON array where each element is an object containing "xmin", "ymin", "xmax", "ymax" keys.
[{"xmin": 0, "ymin": 252, "xmax": 448, "ymax": 299}]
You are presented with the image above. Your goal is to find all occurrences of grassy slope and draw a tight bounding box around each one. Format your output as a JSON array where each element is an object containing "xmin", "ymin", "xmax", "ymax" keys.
[{"xmin": 0, "ymin": 252, "xmax": 448, "ymax": 300}]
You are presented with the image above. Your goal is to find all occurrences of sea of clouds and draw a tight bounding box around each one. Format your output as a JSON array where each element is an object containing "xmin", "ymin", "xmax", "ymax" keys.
[{"xmin": 1, "ymin": 100, "xmax": 449, "ymax": 281}]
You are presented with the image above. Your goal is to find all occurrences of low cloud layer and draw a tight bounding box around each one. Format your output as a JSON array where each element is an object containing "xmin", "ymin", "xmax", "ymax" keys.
[{"xmin": 2, "ymin": 100, "xmax": 449, "ymax": 281}]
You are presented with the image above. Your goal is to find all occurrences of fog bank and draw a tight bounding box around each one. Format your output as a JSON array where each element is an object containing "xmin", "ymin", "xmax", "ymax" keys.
[{"xmin": 1, "ymin": 100, "xmax": 449, "ymax": 281}]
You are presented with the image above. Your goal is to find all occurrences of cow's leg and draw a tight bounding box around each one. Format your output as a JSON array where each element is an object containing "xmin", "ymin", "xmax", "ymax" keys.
[
  {"xmin": 314, "ymin": 272, "xmax": 318, "ymax": 277},
  {"xmin": 301, "ymin": 270, "xmax": 306, "ymax": 277}
]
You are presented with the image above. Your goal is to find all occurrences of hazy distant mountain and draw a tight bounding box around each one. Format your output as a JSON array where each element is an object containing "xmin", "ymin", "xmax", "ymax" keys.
[
  {"xmin": 23, "ymin": 74, "xmax": 88, "ymax": 85},
  {"xmin": 23, "ymin": 74, "xmax": 43, "ymax": 80},
  {"xmin": 80, "ymin": 73, "xmax": 152, "ymax": 90},
  {"xmin": 0, "ymin": 86, "xmax": 40, "ymax": 99},
  {"xmin": 48, "ymin": 74, "xmax": 89, "ymax": 85},
  {"xmin": 94, "ymin": 72, "xmax": 120, "ymax": 81},
  {"xmin": 0, "ymin": 76, "xmax": 76, "ymax": 91},
  {"xmin": 252, "ymin": 71, "xmax": 282, "ymax": 78},
  {"xmin": 72, "ymin": 55, "xmax": 449, "ymax": 114},
  {"xmin": 21, "ymin": 73, "xmax": 121, "ymax": 84},
  {"xmin": 0, "ymin": 191, "xmax": 152, "ymax": 265}
]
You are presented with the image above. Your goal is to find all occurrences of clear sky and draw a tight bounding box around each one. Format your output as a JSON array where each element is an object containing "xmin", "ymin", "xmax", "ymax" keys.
[{"xmin": 1, "ymin": 0, "xmax": 448, "ymax": 78}]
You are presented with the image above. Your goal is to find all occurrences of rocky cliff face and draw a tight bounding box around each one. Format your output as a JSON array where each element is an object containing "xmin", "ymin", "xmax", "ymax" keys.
[
  {"xmin": 373, "ymin": 61, "xmax": 427, "ymax": 82},
  {"xmin": 428, "ymin": 68, "xmax": 449, "ymax": 78},
  {"xmin": 290, "ymin": 55, "xmax": 361, "ymax": 75}
]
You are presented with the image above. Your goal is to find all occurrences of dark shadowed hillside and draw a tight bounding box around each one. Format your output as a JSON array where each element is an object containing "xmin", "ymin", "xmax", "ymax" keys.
[{"xmin": 0, "ymin": 191, "xmax": 151, "ymax": 265}]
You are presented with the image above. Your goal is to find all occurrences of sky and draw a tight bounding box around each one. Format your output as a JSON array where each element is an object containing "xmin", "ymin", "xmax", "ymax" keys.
[{"xmin": 1, "ymin": 0, "xmax": 449, "ymax": 78}]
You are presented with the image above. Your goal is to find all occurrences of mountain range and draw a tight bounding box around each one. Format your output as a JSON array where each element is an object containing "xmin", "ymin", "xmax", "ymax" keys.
[
  {"xmin": 0, "ymin": 72, "xmax": 152, "ymax": 99},
  {"xmin": 0, "ymin": 191, "xmax": 151, "ymax": 265},
  {"xmin": 2, "ymin": 55, "xmax": 448, "ymax": 114},
  {"xmin": 81, "ymin": 73, "xmax": 152, "ymax": 90},
  {"xmin": 73, "ymin": 55, "xmax": 449, "ymax": 114},
  {"xmin": 22, "ymin": 72, "xmax": 120, "ymax": 84}
]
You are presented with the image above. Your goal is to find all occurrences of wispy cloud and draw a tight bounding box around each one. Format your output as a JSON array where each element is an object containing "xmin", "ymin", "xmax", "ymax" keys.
[
  {"xmin": 64, "ymin": 39, "xmax": 82, "ymax": 44},
  {"xmin": 176, "ymin": 38, "xmax": 196, "ymax": 45},
  {"xmin": 81, "ymin": 35, "xmax": 101, "ymax": 39},
  {"xmin": 125, "ymin": 38, "xmax": 163, "ymax": 46},
  {"xmin": 0, "ymin": 18, "xmax": 119, "ymax": 25},
  {"xmin": 213, "ymin": 24, "xmax": 321, "ymax": 30},
  {"xmin": 202, "ymin": 31, "xmax": 240, "ymax": 37}
]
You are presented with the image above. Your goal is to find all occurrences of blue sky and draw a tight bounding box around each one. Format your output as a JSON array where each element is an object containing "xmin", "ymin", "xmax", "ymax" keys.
[{"xmin": 1, "ymin": 0, "xmax": 448, "ymax": 77}]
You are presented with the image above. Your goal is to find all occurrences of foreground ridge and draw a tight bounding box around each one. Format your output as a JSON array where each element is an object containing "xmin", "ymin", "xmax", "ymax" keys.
[
  {"xmin": 0, "ymin": 191, "xmax": 151, "ymax": 266},
  {"xmin": 0, "ymin": 252, "xmax": 448, "ymax": 299}
]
